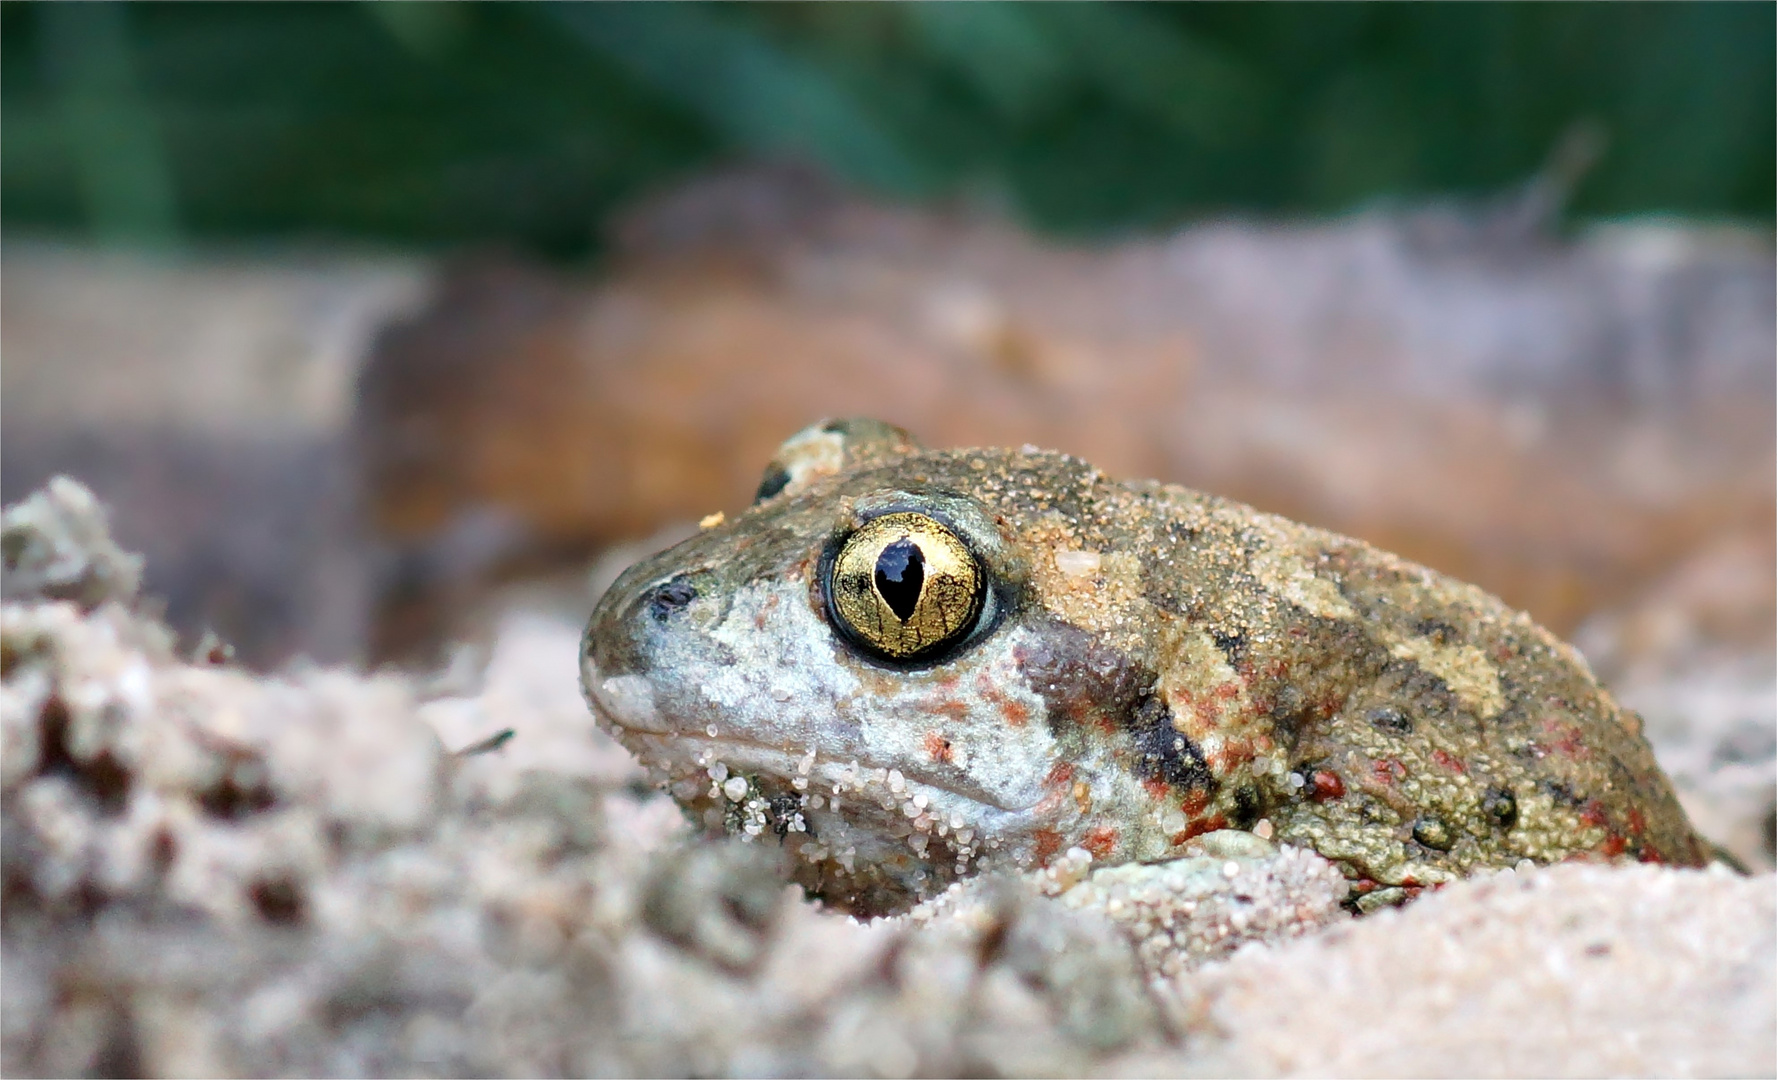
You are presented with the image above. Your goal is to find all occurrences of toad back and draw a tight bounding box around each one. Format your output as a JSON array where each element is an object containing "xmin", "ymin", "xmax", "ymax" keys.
[{"xmin": 581, "ymin": 419, "xmax": 1708, "ymax": 916}]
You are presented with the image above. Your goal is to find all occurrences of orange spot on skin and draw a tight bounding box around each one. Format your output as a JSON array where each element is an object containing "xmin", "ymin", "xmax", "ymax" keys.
[
  {"xmin": 1034, "ymin": 761, "xmax": 1075, "ymax": 814},
  {"xmin": 975, "ymin": 674, "xmax": 1030, "ymax": 726},
  {"xmin": 1034, "ymin": 829, "xmax": 1063, "ymax": 865},
  {"xmin": 922, "ymin": 732, "xmax": 954, "ymax": 764},
  {"xmin": 1431, "ymin": 749, "xmax": 1467, "ymax": 774},
  {"xmin": 1082, "ymin": 826, "xmax": 1118, "ymax": 860},
  {"xmin": 1181, "ymin": 789, "xmax": 1210, "ymax": 815},
  {"xmin": 1210, "ymin": 739, "xmax": 1254, "ymax": 772},
  {"xmin": 1172, "ymin": 685, "xmax": 1222, "ymax": 727},
  {"xmin": 1600, "ymin": 835, "xmax": 1627, "ymax": 857},
  {"xmin": 1182, "ymin": 683, "xmax": 1242, "ymax": 726},
  {"xmin": 1371, "ymin": 759, "xmax": 1407, "ymax": 786},
  {"xmin": 1141, "ymin": 777, "xmax": 1171, "ymax": 800},
  {"xmin": 1171, "ymin": 815, "xmax": 1228, "ymax": 846},
  {"xmin": 1310, "ymin": 770, "xmax": 1346, "ymax": 801},
  {"xmin": 1627, "ymin": 807, "xmax": 1648, "ymax": 835},
  {"xmin": 935, "ymin": 699, "xmax": 969, "ymax": 723},
  {"xmin": 1580, "ymin": 800, "xmax": 1609, "ymax": 828},
  {"xmin": 1073, "ymin": 781, "xmax": 1092, "ymax": 814}
]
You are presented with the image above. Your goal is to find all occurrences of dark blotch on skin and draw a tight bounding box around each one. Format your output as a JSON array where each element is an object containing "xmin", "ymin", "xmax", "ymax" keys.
[
  {"xmin": 1381, "ymin": 658, "xmax": 1457, "ymax": 721},
  {"xmin": 646, "ymin": 576, "xmax": 698, "ymax": 622},
  {"xmin": 1211, "ymin": 628, "xmax": 1249, "ymax": 666},
  {"xmin": 1129, "ymin": 696, "xmax": 1214, "ymax": 792},
  {"xmin": 754, "ymin": 465, "xmax": 792, "ymax": 503},
  {"xmin": 1231, "ymin": 783, "xmax": 1263, "ymax": 829},
  {"xmin": 1483, "ymin": 786, "xmax": 1519, "ymax": 830},
  {"xmin": 874, "ymin": 539, "xmax": 925, "ymax": 622},
  {"xmin": 1017, "ymin": 619, "xmax": 1153, "ymax": 737},
  {"xmin": 1367, "ymin": 706, "xmax": 1414, "ymax": 735},
  {"xmin": 1015, "ymin": 619, "xmax": 1215, "ymax": 795}
]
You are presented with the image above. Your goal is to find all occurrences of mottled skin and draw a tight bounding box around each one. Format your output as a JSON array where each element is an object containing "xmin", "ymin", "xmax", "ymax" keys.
[{"xmin": 582, "ymin": 420, "xmax": 1708, "ymax": 916}]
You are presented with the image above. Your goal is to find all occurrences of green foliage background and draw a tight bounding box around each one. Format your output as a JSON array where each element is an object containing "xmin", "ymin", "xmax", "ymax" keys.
[{"xmin": 3, "ymin": 1, "xmax": 1771, "ymax": 257}]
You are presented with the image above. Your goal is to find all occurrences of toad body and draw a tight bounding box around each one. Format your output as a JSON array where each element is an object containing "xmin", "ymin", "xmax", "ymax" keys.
[{"xmin": 581, "ymin": 420, "xmax": 1708, "ymax": 916}]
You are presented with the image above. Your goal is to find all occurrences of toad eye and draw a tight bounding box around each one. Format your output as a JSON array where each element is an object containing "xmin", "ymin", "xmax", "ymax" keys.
[{"xmin": 826, "ymin": 512, "xmax": 985, "ymax": 662}]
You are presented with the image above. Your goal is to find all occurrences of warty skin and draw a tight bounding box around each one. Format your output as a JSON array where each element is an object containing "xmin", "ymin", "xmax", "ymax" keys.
[{"xmin": 582, "ymin": 420, "xmax": 1708, "ymax": 916}]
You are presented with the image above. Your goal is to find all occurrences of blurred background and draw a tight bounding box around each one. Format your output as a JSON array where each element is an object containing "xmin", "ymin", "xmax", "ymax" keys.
[
  {"xmin": 2, "ymin": 2, "xmax": 1772, "ymax": 864},
  {"xmin": 4, "ymin": 3, "xmax": 1773, "ymax": 248}
]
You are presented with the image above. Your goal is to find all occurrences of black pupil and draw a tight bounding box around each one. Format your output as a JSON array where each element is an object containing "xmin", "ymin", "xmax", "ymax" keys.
[{"xmin": 873, "ymin": 538, "xmax": 925, "ymax": 622}]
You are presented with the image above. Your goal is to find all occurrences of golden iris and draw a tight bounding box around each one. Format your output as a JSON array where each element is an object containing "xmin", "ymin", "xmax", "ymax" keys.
[{"xmin": 829, "ymin": 512, "xmax": 984, "ymax": 660}]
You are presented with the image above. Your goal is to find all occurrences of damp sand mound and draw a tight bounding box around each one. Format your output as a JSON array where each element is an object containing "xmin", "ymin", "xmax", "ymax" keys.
[{"xmin": 3, "ymin": 478, "xmax": 1770, "ymax": 1077}]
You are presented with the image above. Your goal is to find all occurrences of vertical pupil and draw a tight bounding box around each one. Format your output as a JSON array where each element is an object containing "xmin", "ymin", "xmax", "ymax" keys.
[{"xmin": 873, "ymin": 539, "xmax": 925, "ymax": 622}]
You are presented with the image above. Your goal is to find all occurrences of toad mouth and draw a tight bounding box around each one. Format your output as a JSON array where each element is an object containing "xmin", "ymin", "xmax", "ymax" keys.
[
  {"xmin": 630, "ymin": 731, "xmax": 1035, "ymax": 819},
  {"xmin": 583, "ymin": 665, "xmax": 1037, "ymax": 817}
]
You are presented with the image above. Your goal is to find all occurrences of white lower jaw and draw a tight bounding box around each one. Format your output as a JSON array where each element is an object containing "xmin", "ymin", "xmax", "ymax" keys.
[
  {"xmin": 600, "ymin": 725, "xmax": 1056, "ymax": 850},
  {"xmin": 589, "ymin": 710, "xmax": 1071, "ymax": 913},
  {"xmin": 632, "ymin": 729, "xmax": 1037, "ymax": 809},
  {"xmin": 584, "ymin": 658, "xmax": 1062, "ymax": 874}
]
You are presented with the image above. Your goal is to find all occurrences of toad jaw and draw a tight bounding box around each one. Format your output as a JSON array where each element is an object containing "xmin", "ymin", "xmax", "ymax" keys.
[{"xmin": 582, "ymin": 659, "xmax": 1042, "ymax": 820}]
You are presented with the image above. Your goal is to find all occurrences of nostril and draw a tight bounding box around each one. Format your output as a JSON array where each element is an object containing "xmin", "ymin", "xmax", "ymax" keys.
[{"xmin": 645, "ymin": 576, "xmax": 698, "ymax": 622}]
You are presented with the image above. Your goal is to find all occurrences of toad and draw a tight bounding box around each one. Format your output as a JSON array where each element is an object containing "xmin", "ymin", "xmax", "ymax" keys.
[{"xmin": 581, "ymin": 419, "xmax": 1709, "ymax": 916}]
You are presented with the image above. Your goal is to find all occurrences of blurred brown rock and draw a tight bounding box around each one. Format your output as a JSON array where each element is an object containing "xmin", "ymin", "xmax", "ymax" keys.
[
  {"xmin": 357, "ymin": 164, "xmax": 1775, "ymax": 663},
  {"xmin": 1, "ymin": 245, "xmax": 430, "ymax": 667}
]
